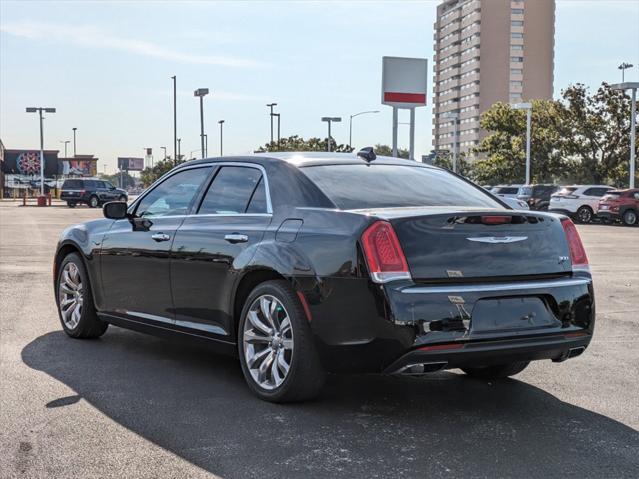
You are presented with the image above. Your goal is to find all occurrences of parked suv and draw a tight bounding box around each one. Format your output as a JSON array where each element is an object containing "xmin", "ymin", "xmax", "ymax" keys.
[
  {"xmin": 597, "ymin": 189, "xmax": 639, "ymax": 226},
  {"xmin": 548, "ymin": 185, "xmax": 613, "ymax": 223},
  {"xmin": 517, "ymin": 184, "xmax": 559, "ymax": 211},
  {"xmin": 490, "ymin": 184, "xmax": 524, "ymax": 199},
  {"xmin": 60, "ymin": 178, "xmax": 128, "ymax": 208}
]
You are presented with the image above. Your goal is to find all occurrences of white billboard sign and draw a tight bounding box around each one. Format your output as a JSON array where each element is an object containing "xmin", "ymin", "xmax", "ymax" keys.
[{"xmin": 381, "ymin": 56, "xmax": 428, "ymax": 109}]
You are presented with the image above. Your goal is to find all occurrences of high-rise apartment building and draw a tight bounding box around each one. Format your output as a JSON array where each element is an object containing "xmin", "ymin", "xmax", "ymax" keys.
[{"xmin": 432, "ymin": 0, "xmax": 555, "ymax": 156}]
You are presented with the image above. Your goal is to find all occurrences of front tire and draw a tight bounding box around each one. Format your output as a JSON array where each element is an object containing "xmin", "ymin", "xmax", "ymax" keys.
[
  {"xmin": 576, "ymin": 206, "xmax": 593, "ymax": 224},
  {"xmin": 238, "ymin": 280, "xmax": 325, "ymax": 402},
  {"xmin": 623, "ymin": 209, "xmax": 637, "ymax": 226},
  {"xmin": 56, "ymin": 253, "xmax": 108, "ymax": 338},
  {"xmin": 461, "ymin": 361, "xmax": 529, "ymax": 379},
  {"xmin": 88, "ymin": 195, "xmax": 99, "ymax": 208}
]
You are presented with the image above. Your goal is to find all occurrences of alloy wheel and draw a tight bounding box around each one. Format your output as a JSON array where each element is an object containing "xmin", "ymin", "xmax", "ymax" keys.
[
  {"xmin": 578, "ymin": 208, "xmax": 592, "ymax": 223},
  {"xmin": 242, "ymin": 294, "xmax": 294, "ymax": 390},
  {"xmin": 58, "ymin": 262, "xmax": 84, "ymax": 330},
  {"xmin": 624, "ymin": 210, "xmax": 637, "ymax": 225}
]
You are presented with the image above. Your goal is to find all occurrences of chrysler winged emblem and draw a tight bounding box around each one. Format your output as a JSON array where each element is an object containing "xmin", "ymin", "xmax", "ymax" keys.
[{"xmin": 466, "ymin": 236, "xmax": 528, "ymax": 244}]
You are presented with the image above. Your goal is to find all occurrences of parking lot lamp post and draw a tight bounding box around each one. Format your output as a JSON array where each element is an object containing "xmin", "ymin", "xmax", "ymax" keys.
[
  {"xmin": 60, "ymin": 140, "xmax": 70, "ymax": 158},
  {"xmin": 618, "ymin": 63, "xmax": 634, "ymax": 83},
  {"xmin": 349, "ymin": 110, "xmax": 379, "ymax": 149},
  {"xmin": 218, "ymin": 120, "xmax": 225, "ymax": 156},
  {"xmin": 511, "ymin": 103, "xmax": 533, "ymax": 184},
  {"xmin": 272, "ymin": 113, "xmax": 281, "ymax": 148},
  {"xmin": 72, "ymin": 127, "xmax": 77, "ymax": 157},
  {"xmin": 161, "ymin": 146, "xmax": 167, "ymax": 160},
  {"xmin": 194, "ymin": 88, "xmax": 209, "ymax": 158},
  {"xmin": 610, "ymin": 83, "xmax": 638, "ymax": 189},
  {"xmin": 267, "ymin": 103, "xmax": 277, "ymax": 144},
  {"xmin": 442, "ymin": 111, "xmax": 460, "ymax": 173},
  {"xmin": 321, "ymin": 117, "xmax": 342, "ymax": 152},
  {"xmin": 177, "ymin": 138, "xmax": 182, "ymax": 162},
  {"xmin": 172, "ymin": 76, "xmax": 177, "ymax": 162},
  {"xmin": 26, "ymin": 107, "xmax": 56, "ymax": 196}
]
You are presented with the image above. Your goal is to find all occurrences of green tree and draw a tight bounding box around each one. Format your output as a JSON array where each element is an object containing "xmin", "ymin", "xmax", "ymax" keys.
[
  {"xmin": 561, "ymin": 82, "xmax": 638, "ymax": 187},
  {"xmin": 140, "ymin": 157, "xmax": 185, "ymax": 187},
  {"xmin": 431, "ymin": 150, "xmax": 474, "ymax": 178},
  {"xmin": 472, "ymin": 99, "xmax": 569, "ymax": 185},
  {"xmin": 256, "ymin": 135, "xmax": 353, "ymax": 153},
  {"xmin": 373, "ymin": 144, "xmax": 410, "ymax": 159}
]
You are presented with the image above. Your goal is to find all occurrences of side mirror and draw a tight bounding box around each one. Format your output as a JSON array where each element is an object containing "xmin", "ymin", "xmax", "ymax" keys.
[{"xmin": 103, "ymin": 201, "xmax": 128, "ymax": 220}]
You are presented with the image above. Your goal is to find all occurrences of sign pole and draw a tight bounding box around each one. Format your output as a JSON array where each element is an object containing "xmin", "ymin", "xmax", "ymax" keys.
[
  {"xmin": 392, "ymin": 107, "xmax": 398, "ymax": 157},
  {"xmin": 409, "ymin": 108, "xmax": 416, "ymax": 161}
]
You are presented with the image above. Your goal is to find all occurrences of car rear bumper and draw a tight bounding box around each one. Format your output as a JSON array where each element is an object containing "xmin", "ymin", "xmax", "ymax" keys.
[
  {"xmin": 596, "ymin": 210, "xmax": 619, "ymax": 220},
  {"xmin": 383, "ymin": 332, "xmax": 591, "ymax": 374}
]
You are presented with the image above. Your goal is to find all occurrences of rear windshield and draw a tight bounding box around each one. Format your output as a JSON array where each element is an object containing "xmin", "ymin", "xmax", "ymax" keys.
[
  {"xmin": 492, "ymin": 187, "xmax": 520, "ymax": 195},
  {"xmin": 62, "ymin": 179, "xmax": 83, "ymax": 189},
  {"xmin": 556, "ymin": 187, "xmax": 577, "ymax": 196},
  {"xmin": 300, "ymin": 164, "xmax": 500, "ymax": 210}
]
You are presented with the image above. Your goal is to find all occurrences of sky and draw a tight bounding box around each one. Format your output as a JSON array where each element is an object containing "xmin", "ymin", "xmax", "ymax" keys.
[{"xmin": 1, "ymin": 0, "xmax": 638, "ymax": 174}]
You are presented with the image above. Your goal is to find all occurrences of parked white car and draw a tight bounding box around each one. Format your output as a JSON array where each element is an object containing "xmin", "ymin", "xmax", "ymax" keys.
[
  {"xmin": 548, "ymin": 185, "xmax": 613, "ymax": 223},
  {"xmin": 500, "ymin": 196, "xmax": 530, "ymax": 210},
  {"xmin": 491, "ymin": 184, "xmax": 525, "ymax": 199}
]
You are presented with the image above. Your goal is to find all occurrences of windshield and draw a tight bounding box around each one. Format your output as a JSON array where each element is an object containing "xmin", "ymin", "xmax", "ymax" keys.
[{"xmin": 300, "ymin": 164, "xmax": 500, "ymax": 210}]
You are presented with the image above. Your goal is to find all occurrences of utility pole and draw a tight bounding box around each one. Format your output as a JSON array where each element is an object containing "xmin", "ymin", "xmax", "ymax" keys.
[
  {"xmin": 267, "ymin": 103, "xmax": 277, "ymax": 144},
  {"xmin": 172, "ymin": 76, "xmax": 177, "ymax": 163},
  {"xmin": 26, "ymin": 107, "xmax": 56, "ymax": 196},
  {"xmin": 72, "ymin": 127, "xmax": 77, "ymax": 156}
]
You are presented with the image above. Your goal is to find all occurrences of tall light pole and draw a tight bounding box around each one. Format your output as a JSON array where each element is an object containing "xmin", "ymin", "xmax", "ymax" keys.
[
  {"xmin": 194, "ymin": 88, "xmax": 209, "ymax": 158},
  {"xmin": 72, "ymin": 127, "xmax": 77, "ymax": 157},
  {"xmin": 171, "ymin": 76, "xmax": 177, "ymax": 163},
  {"xmin": 511, "ymin": 102, "xmax": 533, "ymax": 184},
  {"xmin": 60, "ymin": 140, "xmax": 70, "ymax": 158},
  {"xmin": 218, "ymin": 120, "xmax": 225, "ymax": 156},
  {"xmin": 349, "ymin": 110, "xmax": 379, "ymax": 149},
  {"xmin": 610, "ymin": 82, "xmax": 638, "ymax": 189},
  {"xmin": 26, "ymin": 107, "xmax": 56, "ymax": 196},
  {"xmin": 443, "ymin": 111, "xmax": 460, "ymax": 173},
  {"xmin": 272, "ymin": 113, "xmax": 281, "ymax": 148},
  {"xmin": 321, "ymin": 117, "xmax": 342, "ymax": 152},
  {"xmin": 618, "ymin": 63, "xmax": 634, "ymax": 83},
  {"xmin": 267, "ymin": 103, "xmax": 277, "ymax": 144},
  {"xmin": 161, "ymin": 146, "xmax": 167, "ymax": 160}
]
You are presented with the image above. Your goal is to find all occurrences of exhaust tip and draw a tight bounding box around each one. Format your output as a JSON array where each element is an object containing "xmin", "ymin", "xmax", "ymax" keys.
[
  {"xmin": 395, "ymin": 362, "xmax": 448, "ymax": 375},
  {"xmin": 568, "ymin": 346, "xmax": 586, "ymax": 359}
]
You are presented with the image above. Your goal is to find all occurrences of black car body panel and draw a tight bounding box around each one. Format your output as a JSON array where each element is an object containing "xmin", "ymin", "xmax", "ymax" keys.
[{"xmin": 54, "ymin": 154, "xmax": 595, "ymax": 374}]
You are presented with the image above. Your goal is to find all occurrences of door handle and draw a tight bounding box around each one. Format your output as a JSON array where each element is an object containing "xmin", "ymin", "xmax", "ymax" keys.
[
  {"xmin": 151, "ymin": 233, "xmax": 171, "ymax": 242},
  {"xmin": 224, "ymin": 233, "xmax": 248, "ymax": 244}
]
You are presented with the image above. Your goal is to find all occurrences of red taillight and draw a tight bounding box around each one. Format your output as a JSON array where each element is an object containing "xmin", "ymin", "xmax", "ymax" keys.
[
  {"xmin": 481, "ymin": 215, "xmax": 512, "ymax": 225},
  {"xmin": 361, "ymin": 221, "xmax": 411, "ymax": 283},
  {"xmin": 561, "ymin": 218, "xmax": 589, "ymax": 271},
  {"xmin": 418, "ymin": 343, "xmax": 464, "ymax": 352}
]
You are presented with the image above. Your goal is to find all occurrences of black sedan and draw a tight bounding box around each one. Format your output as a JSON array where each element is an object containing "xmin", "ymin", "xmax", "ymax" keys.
[{"xmin": 53, "ymin": 150, "xmax": 595, "ymax": 402}]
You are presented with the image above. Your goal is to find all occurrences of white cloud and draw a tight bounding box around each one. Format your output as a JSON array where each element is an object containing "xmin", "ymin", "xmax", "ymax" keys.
[{"xmin": 0, "ymin": 21, "xmax": 265, "ymax": 68}]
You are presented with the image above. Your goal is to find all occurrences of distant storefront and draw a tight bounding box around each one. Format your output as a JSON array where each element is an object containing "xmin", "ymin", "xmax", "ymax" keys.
[{"xmin": 1, "ymin": 148, "xmax": 98, "ymax": 197}]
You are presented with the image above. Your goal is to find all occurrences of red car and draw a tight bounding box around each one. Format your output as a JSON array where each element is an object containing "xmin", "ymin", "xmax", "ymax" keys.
[{"xmin": 597, "ymin": 188, "xmax": 639, "ymax": 226}]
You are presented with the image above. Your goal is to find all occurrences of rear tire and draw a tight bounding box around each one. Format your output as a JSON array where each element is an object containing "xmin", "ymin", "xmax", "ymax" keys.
[
  {"xmin": 67, "ymin": 201, "xmax": 76, "ymax": 208},
  {"xmin": 88, "ymin": 195, "xmax": 99, "ymax": 208},
  {"xmin": 118, "ymin": 195, "xmax": 127, "ymax": 202},
  {"xmin": 56, "ymin": 253, "xmax": 108, "ymax": 339},
  {"xmin": 461, "ymin": 361, "xmax": 529, "ymax": 379},
  {"xmin": 576, "ymin": 206, "xmax": 593, "ymax": 224},
  {"xmin": 238, "ymin": 280, "xmax": 325, "ymax": 402},
  {"xmin": 622, "ymin": 209, "xmax": 637, "ymax": 226}
]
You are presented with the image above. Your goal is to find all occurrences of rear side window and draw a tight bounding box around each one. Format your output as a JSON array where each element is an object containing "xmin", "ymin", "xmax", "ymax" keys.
[
  {"xmin": 198, "ymin": 166, "xmax": 265, "ymax": 214},
  {"xmin": 62, "ymin": 179, "xmax": 83, "ymax": 189},
  {"xmin": 493, "ymin": 187, "xmax": 519, "ymax": 195},
  {"xmin": 584, "ymin": 187, "xmax": 610, "ymax": 197},
  {"xmin": 556, "ymin": 187, "xmax": 577, "ymax": 196},
  {"xmin": 300, "ymin": 164, "xmax": 500, "ymax": 210}
]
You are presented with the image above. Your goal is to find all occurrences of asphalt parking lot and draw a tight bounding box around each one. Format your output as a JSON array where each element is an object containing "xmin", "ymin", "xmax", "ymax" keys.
[{"xmin": 1, "ymin": 201, "xmax": 638, "ymax": 478}]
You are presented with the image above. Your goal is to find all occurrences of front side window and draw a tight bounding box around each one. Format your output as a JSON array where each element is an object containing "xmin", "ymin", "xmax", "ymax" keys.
[
  {"xmin": 198, "ymin": 166, "xmax": 265, "ymax": 215},
  {"xmin": 301, "ymin": 164, "xmax": 500, "ymax": 210},
  {"xmin": 135, "ymin": 167, "xmax": 211, "ymax": 218}
]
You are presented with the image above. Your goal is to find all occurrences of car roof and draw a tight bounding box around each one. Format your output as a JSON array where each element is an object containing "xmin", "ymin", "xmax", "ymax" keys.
[
  {"xmin": 563, "ymin": 184, "xmax": 612, "ymax": 188},
  {"xmin": 181, "ymin": 152, "xmax": 439, "ymax": 169}
]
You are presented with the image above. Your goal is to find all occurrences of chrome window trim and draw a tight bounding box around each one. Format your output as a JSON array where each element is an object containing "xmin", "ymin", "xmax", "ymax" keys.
[
  {"xmin": 128, "ymin": 161, "xmax": 273, "ymax": 217},
  {"xmin": 400, "ymin": 277, "xmax": 591, "ymax": 294}
]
